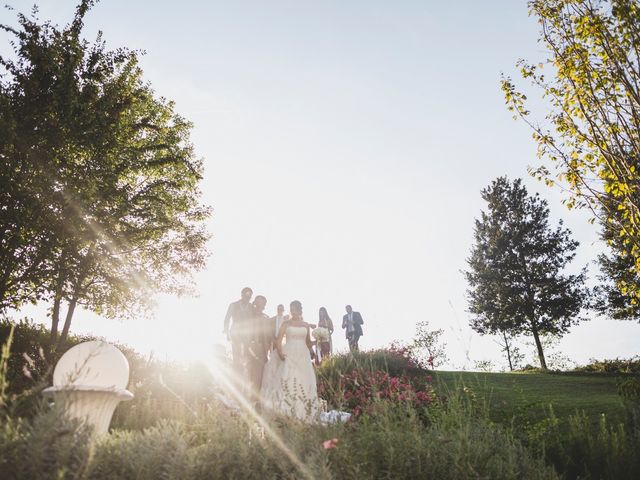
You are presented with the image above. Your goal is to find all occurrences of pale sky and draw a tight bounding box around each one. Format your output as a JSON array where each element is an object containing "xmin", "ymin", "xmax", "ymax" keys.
[{"xmin": 6, "ymin": 0, "xmax": 640, "ymax": 369}]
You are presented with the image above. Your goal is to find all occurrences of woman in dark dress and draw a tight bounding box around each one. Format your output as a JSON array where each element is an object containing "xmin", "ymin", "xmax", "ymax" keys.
[{"xmin": 317, "ymin": 307, "xmax": 334, "ymax": 362}]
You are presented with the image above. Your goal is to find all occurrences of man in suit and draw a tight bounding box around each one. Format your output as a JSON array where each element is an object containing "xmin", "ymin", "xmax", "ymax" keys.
[
  {"xmin": 270, "ymin": 304, "xmax": 289, "ymax": 350},
  {"xmin": 342, "ymin": 305, "xmax": 364, "ymax": 352},
  {"xmin": 223, "ymin": 287, "xmax": 254, "ymax": 375}
]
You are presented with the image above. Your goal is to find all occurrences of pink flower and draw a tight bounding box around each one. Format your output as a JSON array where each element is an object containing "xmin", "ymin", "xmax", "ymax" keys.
[{"xmin": 323, "ymin": 438, "xmax": 339, "ymax": 449}]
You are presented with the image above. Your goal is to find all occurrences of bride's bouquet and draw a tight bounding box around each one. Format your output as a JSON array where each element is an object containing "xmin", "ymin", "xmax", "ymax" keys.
[{"xmin": 312, "ymin": 326, "xmax": 330, "ymax": 342}]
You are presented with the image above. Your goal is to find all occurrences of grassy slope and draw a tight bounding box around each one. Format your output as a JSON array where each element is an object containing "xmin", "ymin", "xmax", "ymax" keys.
[{"xmin": 432, "ymin": 371, "xmax": 631, "ymax": 426}]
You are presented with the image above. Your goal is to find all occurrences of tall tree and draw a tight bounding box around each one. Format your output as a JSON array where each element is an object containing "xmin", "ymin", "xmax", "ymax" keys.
[
  {"xmin": 465, "ymin": 177, "xmax": 588, "ymax": 370},
  {"xmin": 594, "ymin": 192, "xmax": 640, "ymax": 320},
  {"xmin": 0, "ymin": 1, "xmax": 211, "ymax": 348},
  {"xmin": 501, "ymin": 0, "xmax": 640, "ymax": 310}
]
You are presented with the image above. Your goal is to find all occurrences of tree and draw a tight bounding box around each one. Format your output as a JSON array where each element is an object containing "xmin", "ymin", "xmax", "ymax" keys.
[
  {"xmin": 0, "ymin": 1, "xmax": 210, "ymax": 348},
  {"xmin": 501, "ymin": 0, "xmax": 640, "ymax": 310},
  {"xmin": 465, "ymin": 177, "xmax": 588, "ymax": 370},
  {"xmin": 594, "ymin": 204, "xmax": 640, "ymax": 320},
  {"xmin": 411, "ymin": 320, "xmax": 449, "ymax": 368},
  {"xmin": 495, "ymin": 331, "xmax": 525, "ymax": 372}
]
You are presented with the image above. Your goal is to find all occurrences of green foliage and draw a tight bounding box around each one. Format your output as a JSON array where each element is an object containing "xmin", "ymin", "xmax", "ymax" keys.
[
  {"xmin": 465, "ymin": 177, "xmax": 588, "ymax": 369},
  {"xmin": 3, "ymin": 331, "xmax": 638, "ymax": 479},
  {"xmin": 617, "ymin": 377, "xmax": 640, "ymax": 404},
  {"xmin": 411, "ymin": 320, "xmax": 449, "ymax": 367},
  {"xmin": 523, "ymin": 408, "xmax": 640, "ymax": 480},
  {"xmin": 594, "ymin": 221, "xmax": 640, "ymax": 320},
  {"xmin": 502, "ymin": 0, "xmax": 640, "ymax": 312},
  {"xmin": 573, "ymin": 356, "xmax": 640, "ymax": 374},
  {"xmin": 0, "ymin": 317, "xmax": 219, "ymax": 429},
  {"xmin": 0, "ymin": 384, "xmax": 558, "ymax": 480},
  {"xmin": 0, "ymin": 406, "xmax": 94, "ymax": 480},
  {"xmin": 0, "ymin": 1, "xmax": 210, "ymax": 345}
]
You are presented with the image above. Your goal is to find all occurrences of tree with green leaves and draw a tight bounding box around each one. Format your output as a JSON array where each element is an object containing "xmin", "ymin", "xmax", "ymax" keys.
[
  {"xmin": 594, "ymin": 198, "xmax": 640, "ymax": 320},
  {"xmin": 465, "ymin": 177, "xmax": 588, "ymax": 370},
  {"xmin": 411, "ymin": 320, "xmax": 449, "ymax": 368},
  {"xmin": 0, "ymin": 1, "xmax": 210, "ymax": 349},
  {"xmin": 501, "ymin": 0, "xmax": 640, "ymax": 314}
]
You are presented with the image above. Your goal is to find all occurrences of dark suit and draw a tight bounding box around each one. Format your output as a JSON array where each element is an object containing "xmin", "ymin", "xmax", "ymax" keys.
[{"xmin": 342, "ymin": 311, "xmax": 364, "ymax": 352}]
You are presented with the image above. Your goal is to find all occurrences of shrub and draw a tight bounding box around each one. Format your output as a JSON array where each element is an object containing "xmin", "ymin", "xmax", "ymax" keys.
[
  {"xmin": 0, "ymin": 390, "xmax": 558, "ymax": 480},
  {"xmin": 0, "ymin": 318, "xmax": 220, "ymax": 429},
  {"xmin": 0, "ymin": 404, "xmax": 94, "ymax": 480},
  {"xmin": 573, "ymin": 357, "xmax": 640, "ymax": 374},
  {"xmin": 316, "ymin": 348, "xmax": 434, "ymax": 416},
  {"xmin": 618, "ymin": 377, "xmax": 640, "ymax": 405},
  {"xmin": 328, "ymin": 369, "xmax": 434, "ymax": 418},
  {"xmin": 523, "ymin": 407, "xmax": 640, "ymax": 480}
]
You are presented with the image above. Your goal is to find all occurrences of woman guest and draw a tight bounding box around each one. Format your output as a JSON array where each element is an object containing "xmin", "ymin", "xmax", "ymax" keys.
[{"xmin": 316, "ymin": 307, "xmax": 334, "ymax": 362}]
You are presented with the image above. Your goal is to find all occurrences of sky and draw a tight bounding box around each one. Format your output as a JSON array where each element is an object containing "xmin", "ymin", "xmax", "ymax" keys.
[{"xmin": 5, "ymin": 0, "xmax": 640, "ymax": 369}]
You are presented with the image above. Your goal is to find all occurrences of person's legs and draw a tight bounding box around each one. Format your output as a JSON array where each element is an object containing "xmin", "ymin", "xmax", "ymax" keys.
[
  {"xmin": 347, "ymin": 334, "xmax": 355, "ymax": 352},
  {"xmin": 248, "ymin": 357, "xmax": 264, "ymax": 407},
  {"xmin": 320, "ymin": 342, "xmax": 330, "ymax": 360},
  {"xmin": 353, "ymin": 335, "xmax": 361, "ymax": 351},
  {"xmin": 231, "ymin": 335, "xmax": 244, "ymax": 374}
]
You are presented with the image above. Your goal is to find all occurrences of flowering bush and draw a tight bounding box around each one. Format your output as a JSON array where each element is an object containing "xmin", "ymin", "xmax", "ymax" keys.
[
  {"xmin": 316, "ymin": 346, "xmax": 436, "ymax": 420},
  {"xmin": 335, "ymin": 369, "xmax": 434, "ymax": 418}
]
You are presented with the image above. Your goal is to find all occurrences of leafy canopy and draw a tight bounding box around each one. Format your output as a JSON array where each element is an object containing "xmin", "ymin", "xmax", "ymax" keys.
[
  {"xmin": 502, "ymin": 0, "xmax": 640, "ymax": 313},
  {"xmin": 0, "ymin": 1, "xmax": 210, "ymax": 333}
]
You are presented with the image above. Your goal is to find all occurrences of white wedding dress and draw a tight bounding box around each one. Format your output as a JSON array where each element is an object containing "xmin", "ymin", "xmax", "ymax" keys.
[{"xmin": 260, "ymin": 324, "xmax": 319, "ymax": 423}]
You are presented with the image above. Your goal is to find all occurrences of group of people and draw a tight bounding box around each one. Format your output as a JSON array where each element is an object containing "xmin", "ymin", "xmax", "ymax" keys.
[{"xmin": 222, "ymin": 287, "xmax": 364, "ymax": 422}]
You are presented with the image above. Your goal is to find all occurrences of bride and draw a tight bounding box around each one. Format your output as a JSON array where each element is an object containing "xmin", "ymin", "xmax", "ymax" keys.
[{"xmin": 260, "ymin": 300, "xmax": 319, "ymax": 422}]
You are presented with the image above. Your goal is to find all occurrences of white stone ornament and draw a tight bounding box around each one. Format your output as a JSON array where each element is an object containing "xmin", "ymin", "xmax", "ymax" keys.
[{"xmin": 43, "ymin": 340, "xmax": 134, "ymax": 434}]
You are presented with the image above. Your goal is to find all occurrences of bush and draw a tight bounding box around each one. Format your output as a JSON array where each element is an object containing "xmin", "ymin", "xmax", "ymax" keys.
[
  {"xmin": 0, "ymin": 318, "xmax": 220, "ymax": 429},
  {"xmin": 522, "ymin": 407, "xmax": 640, "ymax": 480},
  {"xmin": 324, "ymin": 369, "xmax": 434, "ymax": 418},
  {"xmin": 573, "ymin": 357, "xmax": 640, "ymax": 374},
  {"xmin": 316, "ymin": 348, "xmax": 434, "ymax": 416},
  {"xmin": 0, "ymin": 403, "xmax": 94, "ymax": 480},
  {"xmin": 0, "ymin": 391, "xmax": 558, "ymax": 480},
  {"xmin": 618, "ymin": 377, "xmax": 640, "ymax": 404}
]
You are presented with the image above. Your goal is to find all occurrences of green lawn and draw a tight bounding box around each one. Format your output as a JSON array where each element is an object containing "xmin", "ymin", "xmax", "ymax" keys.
[{"xmin": 433, "ymin": 370, "xmax": 633, "ymax": 426}]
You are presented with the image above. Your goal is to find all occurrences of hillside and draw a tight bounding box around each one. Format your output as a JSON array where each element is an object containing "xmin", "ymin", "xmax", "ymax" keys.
[{"xmin": 433, "ymin": 370, "xmax": 631, "ymax": 425}]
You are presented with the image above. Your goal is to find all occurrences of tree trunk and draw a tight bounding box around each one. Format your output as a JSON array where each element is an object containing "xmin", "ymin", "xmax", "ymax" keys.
[
  {"xmin": 503, "ymin": 331, "xmax": 514, "ymax": 371},
  {"xmin": 57, "ymin": 295, "xmax": 78, "ymax": 351},
  {"xmin": 50, "ymin": 294, "xmax": 61, "ymax": 343},
  {"xmin": 49, "ymin": 254, "xmax": 69, "ymax": 349},
  {"xmin": 531, "ymin": 326, "xmax": 547, "ymax": 370}
]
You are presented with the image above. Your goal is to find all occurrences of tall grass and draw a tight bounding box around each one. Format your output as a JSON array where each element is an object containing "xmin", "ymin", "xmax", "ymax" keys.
[
  {"xmin": 1, "ymin": 326, "xmax": 636, "ymax": 479},
  {"xmin": 1, "ymin": 395, "xmax": 558, "ymax": 480},
  {"xmin": 0, "ymin": 338, "xmax": 558, "ymax": 479}
]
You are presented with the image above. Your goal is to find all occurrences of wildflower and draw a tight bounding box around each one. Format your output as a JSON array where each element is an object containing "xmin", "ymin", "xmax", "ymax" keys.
[{"xmin": 323, "ymin": 438, "xmax": 339, "ymax": 449}]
